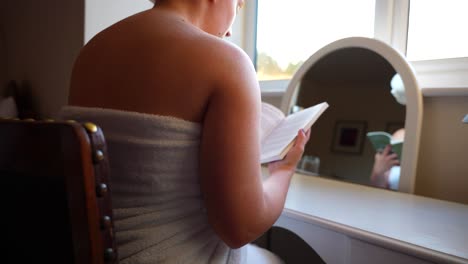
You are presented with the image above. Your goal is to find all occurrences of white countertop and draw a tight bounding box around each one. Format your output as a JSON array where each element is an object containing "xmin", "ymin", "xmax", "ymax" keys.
[{"xmin": 270, "ymin": 170, "xmax": 468, "ymax": 263}]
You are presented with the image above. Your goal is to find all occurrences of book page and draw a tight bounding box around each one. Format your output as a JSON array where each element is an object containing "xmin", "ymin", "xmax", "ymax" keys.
[
  {"xmin": 390, "ymin": 142, "xmax": 403, "ymax": 160},
  {"xmin": 367, "ymin": 131, "xmax": 392, "ymax": 151},
  {"xmin": 367, "ymin": 131, "xmax": 404, "ymax": 160},
  {"xmin": 260, "ymin": 102, "xmax": 285, "ymax": 142},
  {"xmin": 261, "ymin": 102, "xmax": 329, "ymax": 163}
]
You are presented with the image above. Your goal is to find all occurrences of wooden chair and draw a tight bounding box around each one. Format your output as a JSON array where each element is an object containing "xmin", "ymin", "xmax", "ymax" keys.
[{"xmin": 1, "ymin": 118, "xmax": 118, "ymax": 264}]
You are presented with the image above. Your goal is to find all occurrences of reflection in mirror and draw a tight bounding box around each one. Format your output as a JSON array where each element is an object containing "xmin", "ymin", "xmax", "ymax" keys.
[
  {"xmin": 293, "ymin": 48, "xmax": 406, "ymax": 190},
  {"xmin": 281, "ymin": 37, "xmax": 423, "ymax": 194}
]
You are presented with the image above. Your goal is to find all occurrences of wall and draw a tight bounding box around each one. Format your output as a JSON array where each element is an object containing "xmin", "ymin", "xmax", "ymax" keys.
[
  {"xmin": 415, "ymin": 96, "xmax": 468, "ymax": 204},
  {"xmin": 2, "ymin": 0, "xmax": 152, "ymax": 118},
  {"xmin": 85, "ymin": 0, "xmax": 244, "ymax": 46},
  {"xmin": 84, "ymin": 0, "xmax": 152, "ymax": 43},
  {"xmin": 2, "ymin": 0, "xmax": 84, "ymax": 117},
  {"xmin": 0, "ymin": 21, "xmax": 7, "ymax": 96},
  {"xmin": 1, "ymin": 1, "xmax": 9, "ymax": 96}
]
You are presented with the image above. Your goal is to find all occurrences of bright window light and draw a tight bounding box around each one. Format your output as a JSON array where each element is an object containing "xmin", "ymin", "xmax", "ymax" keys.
[
  {"xmin": 256, "ymin": 0, "xmax": 375, "ymax": 81},
  {"xmin": 407, "ymin": 0, "xmax": 468, "ymax": 61}
]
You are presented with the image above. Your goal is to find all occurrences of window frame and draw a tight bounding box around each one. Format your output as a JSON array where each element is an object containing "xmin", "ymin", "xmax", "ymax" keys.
[{"xmin": 236, "ymin": 0, "xmax": 468, "ymax": 94}]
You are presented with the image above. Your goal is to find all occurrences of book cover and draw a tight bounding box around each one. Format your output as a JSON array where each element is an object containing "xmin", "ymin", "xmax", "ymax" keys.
[
  {"xmin": 260, "ymin": 102, "xmax": 329, "ymax": 163},
  {"xmin": 366, "ymin": 131, "xmax": 403, "ymax": 160}
]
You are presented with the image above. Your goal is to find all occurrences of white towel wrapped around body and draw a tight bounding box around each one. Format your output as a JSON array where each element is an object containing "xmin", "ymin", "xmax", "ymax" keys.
[
  {"xmin": 58, "ymin": 106, "xmax": 283, "ymax": 264},
  {"xmin": 58, "ymin": 106, "xmax": 245, "ymax": 263}
]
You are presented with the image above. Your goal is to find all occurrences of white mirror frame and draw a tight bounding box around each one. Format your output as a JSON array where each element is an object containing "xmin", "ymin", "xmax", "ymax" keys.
[{"xmin": 281, "ymin": 37, "xmax": 423, "ymax": 194}]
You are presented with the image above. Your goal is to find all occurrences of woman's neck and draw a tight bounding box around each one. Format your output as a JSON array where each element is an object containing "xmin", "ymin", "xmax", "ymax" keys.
[{"xmin": 151, "ymin": 0, "xmax": 210, "ymax": 32}]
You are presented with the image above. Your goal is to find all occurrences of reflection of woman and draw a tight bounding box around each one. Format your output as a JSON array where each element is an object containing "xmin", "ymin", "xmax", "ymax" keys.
[
  {"xmin": 370, "ymin": 128, "xmax": 404, "ymax": 190},
  {"xmin": 370, "ymin": 73, "xmax": 406, "ymax": 190},
  {"xmin": 62, "ymin": 0, "xmax": 310, "ymax": 263}
]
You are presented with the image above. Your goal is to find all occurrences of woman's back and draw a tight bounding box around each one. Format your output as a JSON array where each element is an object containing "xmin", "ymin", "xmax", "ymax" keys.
[{"xmin": 69, "ymin": 8, "xmax": 230, "ymax": 123}]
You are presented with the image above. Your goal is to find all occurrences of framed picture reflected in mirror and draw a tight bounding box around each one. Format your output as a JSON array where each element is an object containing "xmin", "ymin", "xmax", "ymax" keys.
[{"xmin": 331, "ymin": 120, "xmax": 367, "ymax": 154}]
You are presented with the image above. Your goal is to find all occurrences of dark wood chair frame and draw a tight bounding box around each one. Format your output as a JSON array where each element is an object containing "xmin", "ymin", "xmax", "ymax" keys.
[{"xmin": 1, "ymin": 118, "xmax": 118, "ymax": 264}]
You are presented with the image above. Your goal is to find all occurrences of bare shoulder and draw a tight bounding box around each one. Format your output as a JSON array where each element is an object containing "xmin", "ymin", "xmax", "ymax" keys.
[
  {"xmin": 208, "ymin": 37, "xmax": 254, "ymax": 74},
  {"xmin": 191, "ymin": 34, "xmax": 259, "ymax": 97}
]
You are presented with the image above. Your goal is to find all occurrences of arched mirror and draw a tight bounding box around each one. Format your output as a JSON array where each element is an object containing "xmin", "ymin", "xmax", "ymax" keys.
[{"xmin": 281, "ymin": 37, "xmax": 423, "ymax": 193}]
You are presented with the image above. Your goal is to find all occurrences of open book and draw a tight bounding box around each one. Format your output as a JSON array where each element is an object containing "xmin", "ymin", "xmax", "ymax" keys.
[
  {"xmin": 260, "ymin": 102, "xmax": 329, "ymax": 164},
  {"xmin": 366, "ymin": 131, "xmax": 403, "ymax": 160}
]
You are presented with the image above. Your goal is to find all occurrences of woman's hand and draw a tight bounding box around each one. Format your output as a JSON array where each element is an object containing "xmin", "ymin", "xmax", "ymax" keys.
[
  {"xmin": 370, "ymin": 144, "xmax": 400, "ymax": 188},
  {"xmin": 268, "ymin": 129, "xmax": 311, "ymax": 175}
]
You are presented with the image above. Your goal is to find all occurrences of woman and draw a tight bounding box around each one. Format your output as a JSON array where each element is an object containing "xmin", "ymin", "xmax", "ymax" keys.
[
  {"xmin": 62, "ymin": 0, "xmax": 310, "ymax": 262},
  {"xmin": 370, "ymin": 128, "xmax": 404, "ymax": 190}
]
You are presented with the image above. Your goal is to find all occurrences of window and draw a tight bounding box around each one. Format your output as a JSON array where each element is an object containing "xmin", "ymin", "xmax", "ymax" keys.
[
  {"xmin": 407, "ymin": 0, "xmax": 468, "ymax": 61},
  {"xmin": 235, "ymin": 0, "xmax": 468, "ymax": 91},
  {"xmin": 256, "ymin": 0, "xmax": 375, "ymax": 81}
]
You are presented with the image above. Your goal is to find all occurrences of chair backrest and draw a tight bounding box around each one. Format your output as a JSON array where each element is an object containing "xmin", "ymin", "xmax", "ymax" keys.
[{"xmin": 1, "ymin": 118, "xmax": 118, "ymax": 264}]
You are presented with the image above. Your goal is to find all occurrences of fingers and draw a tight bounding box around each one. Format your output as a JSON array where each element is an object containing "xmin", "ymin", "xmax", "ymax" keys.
[
  {"xmin": 385, "ymin": 156, "xmax": 400, "ymax": 168},
  {"xmin": 382, "ymin": 144, "xmax": 392, "ymax": 155},
  {"xmin": 304, "ymin": 129, "xmax": 311, "ymax": 141},
  {"xmin": 292, "ymin": 129, "xmax": 310, "ymax": 159},
  {"xmin": 293, "ymin": 129, "xmax": 308, "ymax": 148},
  {"xmin": 281, "ymin": 130, "xmax": 309, "ymax": 166},
  {"xmin": 375, "ymin": 152, "xmax": 400, "ymax": 168},
  {"xmin": 270, "ymin": 129, "xmax": 310, "ymax": 171},
  {"xmin": 389, "ymin": 154, "xmax": 400, "ymax": 166}
]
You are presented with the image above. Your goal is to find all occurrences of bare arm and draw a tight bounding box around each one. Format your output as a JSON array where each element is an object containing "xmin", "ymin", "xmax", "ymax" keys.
[{"xmin": 199, "ymin": 43, "xmax": 309, "ymax": 248}]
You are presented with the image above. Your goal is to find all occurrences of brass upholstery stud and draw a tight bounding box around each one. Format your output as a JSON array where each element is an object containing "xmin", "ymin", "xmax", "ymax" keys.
[
  {"xmin": 101, "ymin": 215, "xmax": 112, "ymax": 229},
  {"xmin": 95, "ymin": 150, "xmax": 104, "ymax": 162},
  {"xmin": 97, "ymin": 183, "xmax": 108, "ymax": 197},
  {"xmin": 84, "ymin": 122, "xmax": 98, "ymax": 133},
  {"xmin": 104, "ymin": 248, "xmax": 115, "ymax": 261}
]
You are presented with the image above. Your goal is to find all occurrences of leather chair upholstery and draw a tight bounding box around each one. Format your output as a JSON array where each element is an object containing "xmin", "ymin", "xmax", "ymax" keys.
[{"xmin": 1, "ymin": 118, "xmax": 118, "ymax": 264}]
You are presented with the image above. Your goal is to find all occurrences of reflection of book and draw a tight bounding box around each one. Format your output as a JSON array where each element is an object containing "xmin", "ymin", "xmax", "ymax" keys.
[
  {"xmin": 260, "ymin": 102, "xmax": 329, "ymax": 164},
  {"xmin": 366, "ymin": 131, "xmax": 403, "ymax": 160}
]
